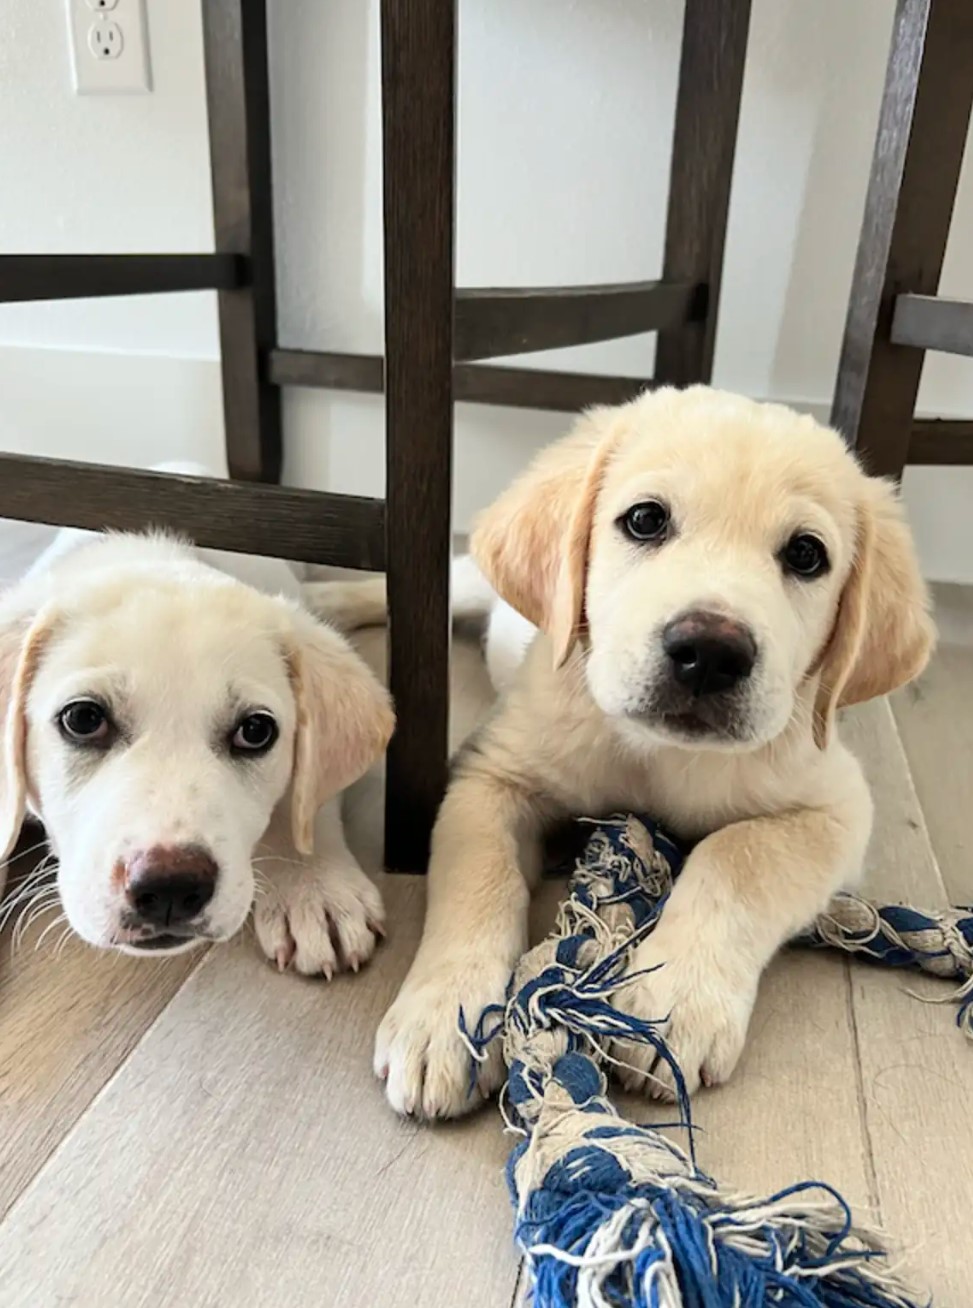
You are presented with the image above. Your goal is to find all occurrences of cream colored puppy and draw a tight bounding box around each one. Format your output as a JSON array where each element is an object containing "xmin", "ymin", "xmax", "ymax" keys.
[
  {"xmin": 374, "ymin": 386, "xmax": 934, "ymax": 1119},
  {"xmin": 0, "ymin": 526, "xmax": 392, "ymax": 971}
]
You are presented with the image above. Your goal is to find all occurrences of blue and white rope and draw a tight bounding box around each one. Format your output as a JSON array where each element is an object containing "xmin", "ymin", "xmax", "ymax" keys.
[{"xmin": 467, "ymin": 814, "xmax": 970, "ymax": 1307}]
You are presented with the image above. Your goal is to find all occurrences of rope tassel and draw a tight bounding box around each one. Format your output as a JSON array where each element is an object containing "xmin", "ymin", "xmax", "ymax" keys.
[
  {"xmin": 465, "ymin": 814, "xmax": 968, "ymax": 1307},
  {"xmin": 795, "ymin": 896, "xmax": 973, "ymax": 1035}
]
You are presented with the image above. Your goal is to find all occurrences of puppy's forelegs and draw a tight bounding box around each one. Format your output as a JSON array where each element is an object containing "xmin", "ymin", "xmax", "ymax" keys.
[
  {"xmin": 615, "ymin": 759, "xmax": 872, "ymax": 1098},
  {"xmin": 375, "ymin": 767, "xmax": 548, "ymax": 1119}
]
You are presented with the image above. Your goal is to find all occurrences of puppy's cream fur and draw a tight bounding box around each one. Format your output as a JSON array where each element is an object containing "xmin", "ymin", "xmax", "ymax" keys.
[
  {"xmin": 372, "ymin": 387, "xmax": 934, "ymax": 1118},
  {"xmin": 0, "ymin": 521, "xmax": 392, "ymax": 973}
]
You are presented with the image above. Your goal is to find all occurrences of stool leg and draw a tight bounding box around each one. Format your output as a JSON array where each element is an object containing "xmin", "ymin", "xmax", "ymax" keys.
[
  {"xmin": 381, "ymin": 0, "xmax": 456, "ymax": 872},
  {"xmin": 202, "ymin": 0, "xmax": 282, "ymax": 484},
  {"xmin": 831, "ymin": 0, "xmax": 973, "ymax": 480},
  {"xmin": 655, "ymin": 0, "xmax": 751, "ymax": 388}
]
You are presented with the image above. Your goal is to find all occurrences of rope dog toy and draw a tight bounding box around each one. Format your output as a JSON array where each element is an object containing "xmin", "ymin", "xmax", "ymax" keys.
[{"xmin": 465, "ymin": 814, "xmax": 972, "ymax": 1307}]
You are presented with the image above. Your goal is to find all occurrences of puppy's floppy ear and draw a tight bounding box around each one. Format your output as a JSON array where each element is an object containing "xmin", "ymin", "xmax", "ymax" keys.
[
  {"xmin": 813, "ymin": 477, "xmax": 934, "ymax": 748},
  {"xmin": 286, "ymin": 608, "xmax": 395, "ymax": 855},
  {"xmin": 470, "ymin": 408, "xmax": 623, "ymax": 666},
  {"xmin": 1, "ymin": 606, "xmax": 56, "ymax": 861}
]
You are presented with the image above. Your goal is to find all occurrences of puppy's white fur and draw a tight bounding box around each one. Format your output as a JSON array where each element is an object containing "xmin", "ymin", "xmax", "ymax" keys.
[
  {"xmin": 0, "ymin": 480, "xmax": 393, "ymax": 973},
  {"xmin": 362, "ymin": 387, "xmax": 934, "ymax": 1118}
]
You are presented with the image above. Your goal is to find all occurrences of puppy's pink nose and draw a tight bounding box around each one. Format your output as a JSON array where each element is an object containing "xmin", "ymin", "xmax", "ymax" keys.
[{"xmin": 125, "ymin": 845, "xmax": 218, "ymax": 928}]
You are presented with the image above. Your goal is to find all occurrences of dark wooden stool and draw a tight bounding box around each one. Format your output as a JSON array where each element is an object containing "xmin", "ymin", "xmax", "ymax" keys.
[
  {"xmin": 832, "ymin": 0, "xmax": 973, "ymax": 478},
  {"xmin": 311, "ymin": 0, "xmax": 751, "ymax": 865},
  {"xmin": 0, "ymin": 0, "xmax": 753, "ymax": 871}
]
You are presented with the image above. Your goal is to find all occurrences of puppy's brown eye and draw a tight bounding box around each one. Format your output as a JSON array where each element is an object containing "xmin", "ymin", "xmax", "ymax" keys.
[
  {"xmin": 781, "ymin": 533, "xmax": 830, "ymax": 579},
  {"xmin": 622, "ymin": 500, "xmax": 670, "ymax": 543},
  {"xmin": 58, "ymin": 699, "xmax": 111, "ymax": 745},
  {"xmin": 230, "ymin": 711, "xmax": 278, "ymax": 757}
]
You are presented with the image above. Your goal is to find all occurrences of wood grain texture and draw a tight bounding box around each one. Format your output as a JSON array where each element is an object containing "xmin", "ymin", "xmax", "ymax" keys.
[
  {"xmin": 0, "ymin": 254, "xmax": 242, "ymax": 303},
  {"xmin": 380, "ymin": 0, "xmax": 456, "ymax": 872},
  {"xmin": 202, "ymin": 0, "xmax": 282, "ymax": 483},
  {"xmin": 269, "ymin": 349, "xmax": 651, "ymax": 413},
  {"xmin": 892, "ymin": 293, "xmax": 973, "ymax": 359},
  {"xmin": 891, "ymin": 583, "xmax": 973, "ymax": 902},
  {"xmin": 0, "ymin": 455, "xmax": 386, "ymax": 571},
  {"xmin": 840, "ymin": 698, "xmax": 972, "ymax": 1305},
  {"xmin": 654, "ymin": 0, "xmax": 751, "ymax": 387},
  {"xmin": 831, "ymin": 0, "xmax": 973, "ymax": 479},
  {"xmin": 0, "ymin": 881, "xmax": 520, "ymax": 1308},
  {"xmin": 453, "ymin": 280, "xmax": 704, "ymax": 363},
  {"xmin": 0, "ymin": 849, "xmax": 203, "ymax": 1220}
]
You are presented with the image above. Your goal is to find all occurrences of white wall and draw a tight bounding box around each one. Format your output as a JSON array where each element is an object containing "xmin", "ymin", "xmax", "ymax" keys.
[{"xmin": 1, "ymin": 0, "xmax": 972, "ymax": 580}]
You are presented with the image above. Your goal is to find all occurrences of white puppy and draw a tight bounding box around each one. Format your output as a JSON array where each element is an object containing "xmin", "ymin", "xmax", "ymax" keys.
[
  {"xmin": 366, "ymin": 387, "xmax": 934, "ymax": 1118},
  {"xmin": 0, "ymin": 488, "xmax": 393, "ymax": 973}
]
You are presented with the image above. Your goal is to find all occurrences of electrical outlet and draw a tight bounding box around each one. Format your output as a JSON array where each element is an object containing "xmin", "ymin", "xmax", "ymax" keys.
[
  {"xmin": 88, "ymin": 19, "xmax": 123, "ymax": 59},
  {"xmin": 67, "ymin": 0, "xmax": 151, "ymax": 93}
]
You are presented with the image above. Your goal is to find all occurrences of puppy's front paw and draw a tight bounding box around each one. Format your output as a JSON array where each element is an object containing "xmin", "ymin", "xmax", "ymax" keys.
[
  {"xmin": 374, "ymin": 956, "xmax": 510, "ymax": 1119},
  {"xmin": 254, "ymin": 861, "xmax": 385, "ymax": 979},
  {"xmin": 612, "ymin": 931, "xmax": 758, "ymax": 1101}
]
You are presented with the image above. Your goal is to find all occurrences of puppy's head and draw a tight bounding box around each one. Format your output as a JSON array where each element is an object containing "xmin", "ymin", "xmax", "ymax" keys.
[
  {"xmin": 0, "ymin": 571, "xmax": 392, "ymax": 953},
  {"xmin": 472, "ymin": 386, "xmax": 933, "ymax": 753}
]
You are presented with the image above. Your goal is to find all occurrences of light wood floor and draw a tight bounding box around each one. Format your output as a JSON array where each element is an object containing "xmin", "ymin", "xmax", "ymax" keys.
[{"xmin": 0, "ymin": 589, "xmax": 970, "ymax": 1308}]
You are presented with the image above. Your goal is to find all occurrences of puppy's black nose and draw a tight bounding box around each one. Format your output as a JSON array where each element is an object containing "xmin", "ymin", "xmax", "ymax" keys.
[
  {"xmin": 662, "ymin": 611, "xmax": 756, "ymax": 697},
  {"xmin": 126, "ymin": 846, "xmax": 217, "ymax": 928}
]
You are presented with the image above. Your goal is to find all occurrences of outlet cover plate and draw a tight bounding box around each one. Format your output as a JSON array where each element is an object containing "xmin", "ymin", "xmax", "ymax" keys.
[{"xmin": 67, "ymin": 0, "xmax": 152, "ymax": 94}]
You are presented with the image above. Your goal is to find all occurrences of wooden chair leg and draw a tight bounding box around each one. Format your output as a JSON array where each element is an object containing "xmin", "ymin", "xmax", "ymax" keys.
[
  {"xmin": 654, "ymin": 0, "xmax": 751, "ymax": 388},
  {"xmin": 831, "ymin": 0, "xmax": 973, "ymax": 480},
  {"xmin": 202, "ymin": 0, "xmax": 282, "ymax": 484},
  {"xmin": 381, "ymin": 0, "xmax": 456, "ymax": 873}
]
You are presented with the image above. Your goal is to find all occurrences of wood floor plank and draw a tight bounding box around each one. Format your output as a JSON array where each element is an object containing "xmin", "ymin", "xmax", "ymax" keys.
[
  {"xmin": 840, "ymin": 698, "xmax": 971, "ymax": 1305},
  {"xmin": 891, "ymin": 582, "xmax": 973, "ymax": 903},
  {"xmin": 0, "ymin": 839, "xmax": 203, "ymax": 1218},
  {"xmin": 0, "ymin": 877, "xmax": 520, "ymax": 1308},
  {"xmin": 645, "ymin": 951, "xmax": 873, "ymax": 1202}
]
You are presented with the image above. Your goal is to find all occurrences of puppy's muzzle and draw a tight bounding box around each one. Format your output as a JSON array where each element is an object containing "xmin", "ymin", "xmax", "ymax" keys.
[
  {"xmin": 662, "ymin": 610, "xmax": 756, "ymax": 698},
  {"xmin": 123, "ymin": 844, "xmax": 218, "ymax": 939}
]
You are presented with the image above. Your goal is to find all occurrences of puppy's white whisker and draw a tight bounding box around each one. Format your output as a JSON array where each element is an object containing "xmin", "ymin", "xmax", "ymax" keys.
[
  {"xmin": 0, "ymin": 838, "xmax": 51, "ymax": 873},
  {"xmin": 32, "ymin": 909, "xmax": 69, "ymax": 955},
  {"xmin": 15, "ymin": 888, "xmax": 60, "ymax": 927},
  {"xmin": 54, "ymin": 924, "xmax": 75, "ymax": 959},
  {"xmin": 5, "ymin": 889, "xmax": 61, "ymax": 950},
  {"xmin": 0, "ymin": 861, "xmax": 57, "ymax": 916},
  {"xmin": 252, "ymin": 855, "xmax": 308, "ymax": 873},
  {"xmin": 6, "ymin": 862, "xmax": 52, "ymax": 895}
]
